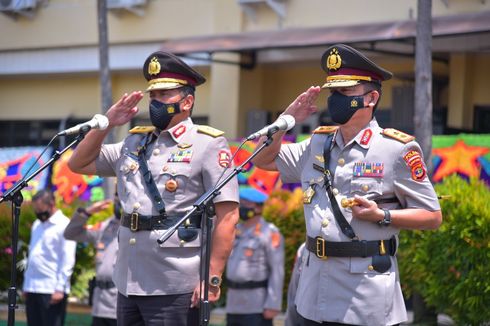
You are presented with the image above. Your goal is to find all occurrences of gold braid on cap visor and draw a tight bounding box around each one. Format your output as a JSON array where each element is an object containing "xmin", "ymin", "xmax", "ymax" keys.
[
  {"xmin": 148, "ymin": 77, "xmax": 188, "ymax": 86},
  {"xmin": 326, "ymin": 75, "xmax": 372, "ymax": 82}
]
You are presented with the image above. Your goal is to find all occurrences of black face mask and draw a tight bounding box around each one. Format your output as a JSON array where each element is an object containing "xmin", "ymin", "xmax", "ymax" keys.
[
  {"xmin": 327, "ymin": 91, "xmax": 369, "ymax": 124},
  {"xmin": 35, "ymin": 211, "xmax": 50, "ymax": 222},
  {"xmin": 149, "ymin": 99, "xmax": 182, "ymax": 130},
  {"xmin": 114, "ymin": 200, "xmax": 122, "ymax": 220},
  {"xmin": 239, "ymin": 207, "xmax": 256, "ymax": 221}
]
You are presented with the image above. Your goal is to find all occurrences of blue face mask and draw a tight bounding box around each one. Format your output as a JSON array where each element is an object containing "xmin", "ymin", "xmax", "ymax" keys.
[
  {"xmin": 149, "ymin": 99, "xmax": 182, "ymax": 130},
  {"xmin": 327, "ymin": 91, "xmax": 369, "ymax": 124}
]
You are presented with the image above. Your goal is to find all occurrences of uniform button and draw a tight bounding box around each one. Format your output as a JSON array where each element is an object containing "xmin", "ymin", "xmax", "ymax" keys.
[
  {"xmin": 321, "ymin": 219, "xmax": 329, "ymax": 228},
  {"xmin": 362, "ymin": 184, "xmax": 369, "ymax": 192},
  {"xmin": 129, "ymin": 238, "xmax": 136, "ymax": 245},
  {"xmin": 162, "ymin": 165, "xmax": 168, "ymax": 172},
  {"xmin": 368, "ymin": 265, "xmax": 374, "ymax": 271},
  {"xmin": 129, "ymin": 163, "xmax": 137, "ymax": 171},
  {"xmin": 338, "ymin": 158, "xmax": 345, "ymax": 166},
  {"xmin": 332, "ymin": 188, "xmax": 339, "ymax": 195},
  {"xmin": 153, "ymin": 148, "xmax": 160, "ymax": 155},
  {"xmin": 122, "ymin": 166, "xmax": 129, "ymax": 173},
  {"xmin": 133, "ymin": 203, "xmax": 141, "ymax": 210},
  {"xmin": 180, "ymin": 240, "xmax": 186, "ymax": 246}
]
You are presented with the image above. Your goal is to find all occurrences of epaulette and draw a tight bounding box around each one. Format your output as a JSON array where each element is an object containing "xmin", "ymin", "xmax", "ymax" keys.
[
  {"xmin": 382, "ymin": 128, "xmax": 415, "ymax": 143},
  {"xmin": 197, "ymin": 125, "xmax": 225, "ymax": 138},
  {"xmin": 129, "ymin": 126, "xmax": 156, "ymax": 134},
  {"xmin": 313, "ymin": 126, "xmax": 338, "ymax": 134}
]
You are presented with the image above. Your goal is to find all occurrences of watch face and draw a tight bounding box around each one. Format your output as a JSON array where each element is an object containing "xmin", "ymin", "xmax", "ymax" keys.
[{"xmin": 210, "ymin": 276, "xmax": 221, "ymax": 286}]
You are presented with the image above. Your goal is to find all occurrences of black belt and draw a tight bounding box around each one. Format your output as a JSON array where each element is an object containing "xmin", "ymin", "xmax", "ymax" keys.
[
  {"xmin": 306, "ymin": 235, "xmax": 396, "ymax": 260},
  {"xmin": 226, "ymin": 278, "xmax": 268, "ymax": 289},
  {"xmin": 95, "ymin": 280, "xmax": 115, "ymax": 289},
  {"xmin": 121, "ymin": 213, "xmax": 201, "ymax": 232}
]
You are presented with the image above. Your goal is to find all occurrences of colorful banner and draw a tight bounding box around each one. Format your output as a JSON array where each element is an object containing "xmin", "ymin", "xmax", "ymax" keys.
[
  {"xmin": 0, "ymin": 146, "xmax": 53, "ymax": 201},
  {"xmin": 1, "ymin": 133, "xmax": 487, "ymax": 204},
  {"xmin": 51, "ymin": 149, "xmax": 105, "ymax": 204}
]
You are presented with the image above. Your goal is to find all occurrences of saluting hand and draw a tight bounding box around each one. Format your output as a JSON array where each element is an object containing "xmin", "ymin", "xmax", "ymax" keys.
[
  {"xmin": 351, "ymin": 195, "xmax": 384, "ymax": 223},
  {"xmin": 282, "ymin": 86, "xmax": 321, "ymax": 124},
  {"xmin": 106, "ymin": 91, "xmax": 144, "ymax": 127}
]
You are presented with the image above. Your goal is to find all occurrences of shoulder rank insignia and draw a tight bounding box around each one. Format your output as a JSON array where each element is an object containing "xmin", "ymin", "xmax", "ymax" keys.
[
  {"xmin": 129, "ymin": 126, "xmax": 156, "ymax": 134},
  {"xmin": 313, "ymin": 126, "xmax": 338, "ymax": 134},
  {"xmin": 382, "ymin": 128, "xmax": 415, "ymax": 143},
  {"xmin": 197, "ymin": 125, "xmax": 225, "ymax": 138}
]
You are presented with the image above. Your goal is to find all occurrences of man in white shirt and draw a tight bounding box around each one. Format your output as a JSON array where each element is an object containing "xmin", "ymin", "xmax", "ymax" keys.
[{"xmin": 23, "ymin": 189, "xmax": 77, "ymax": 326}]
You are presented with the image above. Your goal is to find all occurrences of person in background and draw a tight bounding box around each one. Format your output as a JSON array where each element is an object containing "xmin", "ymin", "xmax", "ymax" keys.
[
  {"xmin": 285, "ymin": 242, "xmax": 306, "ymax": 326},
  {"xmin": 23, "ymin": 189, "xmax": 77, "ymax": 326},
  {"xmin": 225, "ymin": 187, "xmax": 285, "ymax": 326},
  {"xmin": 64, "ymin": 191, "xmax": 121, "ymax": 326}
]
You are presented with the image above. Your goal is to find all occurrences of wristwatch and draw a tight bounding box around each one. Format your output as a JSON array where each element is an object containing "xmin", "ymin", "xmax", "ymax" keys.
[
  {"xmin": 209, "ymin": 275, "xmax": 222, "ymax": 288},
  {"xmin": 377, "ymin": 208, "xmax": 391, "ymax": 227}
]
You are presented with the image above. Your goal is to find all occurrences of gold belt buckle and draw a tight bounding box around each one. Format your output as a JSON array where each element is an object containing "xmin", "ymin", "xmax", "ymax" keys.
[
  {"xmin": 315, "ymin": 236, "xmax": 328, "ymax": 260},
  {"xmin": 130, "ymin": 213, "xmax": 139, "ymax": 232}
]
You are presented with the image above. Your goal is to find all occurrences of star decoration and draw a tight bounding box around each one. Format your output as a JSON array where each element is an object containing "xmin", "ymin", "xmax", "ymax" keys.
[{"xmin": 432, "ymin": 140, "xmax": 489, "ymax": 182}]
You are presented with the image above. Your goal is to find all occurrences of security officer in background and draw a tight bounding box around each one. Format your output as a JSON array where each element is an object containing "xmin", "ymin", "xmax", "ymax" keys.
[
  {"xmin": 253, "ymin": 44, "xmax": 442, "ymax": 325},
  {"xmin": 285, "ymin": 242, "xmax": 306, "ymax": 326},
  {"xmin": 68, "ymin": 51, "xmax": 239, "ymax": 325},
  {"xmin": 225, "ymin": 187, "xmax": 285, "ymax": 326},
  {"xmin": 64, "ymin": 192, "xmax": 122, "ymax": 326}
]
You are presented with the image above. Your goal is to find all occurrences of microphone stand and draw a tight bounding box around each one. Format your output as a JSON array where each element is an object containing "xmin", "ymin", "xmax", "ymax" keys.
[
  {"xmin": 157, "ymin": 134, "xmax": 274, "ymax": 326},
  {"xmin": 0, "ymin": 130, "xmax": 88, "ymax": 326}
]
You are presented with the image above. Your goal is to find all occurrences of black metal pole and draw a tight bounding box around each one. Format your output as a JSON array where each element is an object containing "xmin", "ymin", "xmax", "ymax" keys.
[
  {"xmin": 1, "ymin": 132, "xmax": 87, "ymax": 326},
  {"xmin": 156, "ymin": 135, "xmax": 274, "ymax": 326}
]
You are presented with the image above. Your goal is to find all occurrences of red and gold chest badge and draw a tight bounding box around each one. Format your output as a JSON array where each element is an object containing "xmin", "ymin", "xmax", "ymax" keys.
[
  {"xmin": 218, "ymin": 150, "xmax": 231, "ymax": 168},
  {"xmin": 403, "ymin": 150, "xmax": 427, "ymax": 181}
]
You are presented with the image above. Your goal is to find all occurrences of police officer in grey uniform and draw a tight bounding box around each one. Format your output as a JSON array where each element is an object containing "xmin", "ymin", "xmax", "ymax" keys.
[
  {"xmin": 285, "ymin": 242, "xmax": 306, "ymax": 326},
  {"xmin": 253, "ymin": 44, "xmax": 442, "ymax": 326},
  {"xmin": 64, "ymin": 195, "xmax": 121, "ymax": 326},
  {"xmin": 225, "ymin": 187, "xmax": 284, "ymax": 326},
  {"xmin": 68, "ymin": 51, "xmax": 239, "ymax": 325}
]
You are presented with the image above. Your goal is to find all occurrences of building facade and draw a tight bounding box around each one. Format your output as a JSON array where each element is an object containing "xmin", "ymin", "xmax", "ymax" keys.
[{"xmin": 1, "ymin": 0, "xmax": 489, "ymax": 146}]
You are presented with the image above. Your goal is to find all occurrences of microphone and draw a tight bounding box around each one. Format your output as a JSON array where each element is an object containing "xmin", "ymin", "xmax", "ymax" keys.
[
  {"xmin": 246, "ymin": 115, "xmax": 295, "ymax": 140},
  {"xmin": 57, "ymin": 114, "xmax": 109, "ymax": 136}
]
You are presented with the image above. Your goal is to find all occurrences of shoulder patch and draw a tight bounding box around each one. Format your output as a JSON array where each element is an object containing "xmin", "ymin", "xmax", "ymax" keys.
[
  {"xmin": 197, "ymin": 125, "xmax": 225, "ymax": 138},
  {"xmin": 271, "ymin": 230, "xmax": 281, "ymax": 248},
  {"xmin": 382, "ymin": 128, "xmax": 415, "ymax": 143},
  {"xmin": 129, "ymin": 126, "xmax": 156, "ymax": 134},
  {"xmin": 313, "ymin": 126, "xmax": 338, "ymax": 134}
]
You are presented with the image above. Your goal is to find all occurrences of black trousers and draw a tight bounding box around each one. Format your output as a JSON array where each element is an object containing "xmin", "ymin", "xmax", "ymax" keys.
[
  {"xmin": 92, "ymin": 316, "xmax": 117, "ymax": 326},
  {"xmin": 25, "ymin": 292, "xmax": 67, "ymax": 326},
  {"xmin": 116, "ymin": 292, "xmax": 199, "ymax": 326},
  {"xmin": 226, "ymin": 313, "xmax": 273, "ymax": 326}
]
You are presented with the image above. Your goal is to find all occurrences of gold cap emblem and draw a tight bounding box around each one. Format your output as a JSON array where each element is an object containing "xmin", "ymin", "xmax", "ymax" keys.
[
  {"xmin": 327, "ymin": 48, "xmax": 342, "ymax": 71},
  {"xmin": 351, "ymin": 99, "xmax": 358, "ymax": 107},
  {"xmin": 148, "ymin": 57, "xmax": 161, "ymax": 75}
]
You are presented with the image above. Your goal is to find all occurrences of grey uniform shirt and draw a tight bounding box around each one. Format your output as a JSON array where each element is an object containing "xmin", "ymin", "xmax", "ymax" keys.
[
  {"xmin": 64, "ymin": 212, "xmax": 119, "ymax": 319},
  {"xmin": 225, "ymin": 217, "xmax": 285, "ymax": 314},
  {"xmin": 95, "ymin": 118, "xmax": 239, "ymax": 296},
  {"xmin": 276, "ymin": 119, "xmax": 440, "ymax": 326}
]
